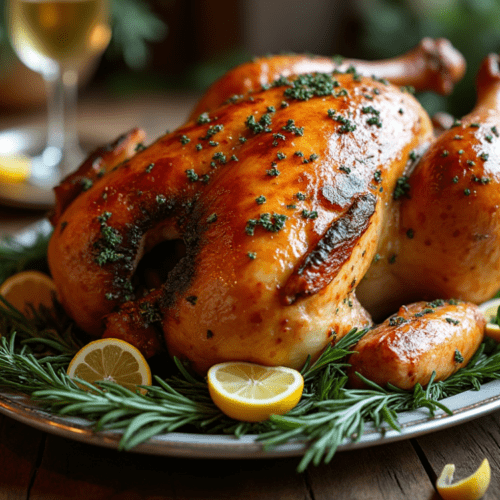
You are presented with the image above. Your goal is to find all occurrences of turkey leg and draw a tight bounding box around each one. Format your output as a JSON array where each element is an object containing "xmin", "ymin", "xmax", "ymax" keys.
[
  {"xmin": 190, "ymin": 38, "xmax": 465, "ymax": 118},
  {"xmin": 358, "ymin": 53, "xmax": 500, "ymax": 316}
]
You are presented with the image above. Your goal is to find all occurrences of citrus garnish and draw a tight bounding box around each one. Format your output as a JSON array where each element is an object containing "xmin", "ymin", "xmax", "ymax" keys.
[
  {"xmin": 67, "ymin": 338, "xmax": 152, "ymax": 393},
  {"xmin": 0, "ymin": 270, "xmax": 57, "ymax": 316},
  {"xmin": 0, "ymin": 155, "xmax": 31, "ymax": 183},
  {"xmin": 207, "ymin": 362, "xmax": 304, "ymax": 422},
  {"xmin": 478, "ymin": 298, "xmax": 500, "ymax": 341},
  {"xmin": 436, "ymin": 459, "xmax": 491, "ymax": 500}
]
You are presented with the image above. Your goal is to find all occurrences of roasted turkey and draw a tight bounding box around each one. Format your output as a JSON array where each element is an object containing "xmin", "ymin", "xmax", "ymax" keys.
[{"xmin": 48, "ymin": 38, "xmax": 494, "ymax": 387}]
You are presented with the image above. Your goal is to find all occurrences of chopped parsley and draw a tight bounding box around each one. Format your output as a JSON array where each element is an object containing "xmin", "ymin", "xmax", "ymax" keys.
[
  {"xmin": 302, "ymin": 209, "xmax": 318, "ymax": 219},
  {"xmin": 246, "ymin": 113, "xmax": 272, "ymax": 134},
  {"xmin": 197, "ymin": 113, "xmax": 211, "ymax": 124},
  {"xmin": 245, "ymin": 213, "xmax": 287, "ymax": 235},
  {"xmin": 393, "ymin": 176, "xmax": 411, "ymax": 200},
  {"xmin": 266, "ymin": 165, "xmax": 280, "ymax": 176},
  {"xmin": 94, "ymin": 212, "xmax": 124, "ymax": 266},
  {"xmin": 201, "ymin": 124, "xmax": 224, "ymax": 140},
  {"xmin": 283, "ymin": 73, "xmax": 339, "ymax": 101},
  {"xmin": 185, "ymin": 169, "xmax": 199, "ymax": 182},
  {"xmin": 282, "ymin": 119, "xmax": 304, "ymax": 136}
]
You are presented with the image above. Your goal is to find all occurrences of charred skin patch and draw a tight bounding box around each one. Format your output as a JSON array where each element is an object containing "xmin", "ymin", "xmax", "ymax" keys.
[{"xmin": 282, "ymin": 193, "xmax": 377, "ymax": 304}]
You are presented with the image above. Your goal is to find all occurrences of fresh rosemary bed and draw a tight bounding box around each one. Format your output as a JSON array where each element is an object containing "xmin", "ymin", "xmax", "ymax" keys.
[{"xmin": 1, "ymin": 229, "xmax": 500, "ymax": 472}]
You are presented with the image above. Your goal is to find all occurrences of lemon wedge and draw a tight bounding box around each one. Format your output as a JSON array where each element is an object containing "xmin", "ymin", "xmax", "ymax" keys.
[
  {"xmin": 67, "ymin": 338, "xmax": 152, "ymax": 394},
  {"xmin": 0, "ymin": 270, "xmax": 57, "ymax": 316},
  {"xmin": 207, "ymin": 361, "xmax": 304, "ymax": 422},
  {"xmin": 436, "ymin": 459, "xmax": 491, "ymax": 500},
  {"xmin": 478, "ymin": 298, "xmax": 500, "ymax": 341}
]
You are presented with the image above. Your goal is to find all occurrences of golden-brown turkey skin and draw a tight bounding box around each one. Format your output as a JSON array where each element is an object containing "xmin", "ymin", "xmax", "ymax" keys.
[
  {"xmin": 358, "ymin": 54, "xmax": 500, "ymax": 317},
  {"xmin": 48, "ymin": 71, "xmax": 433, "ymax": 372},
  {"xmin": 50, "ymin": 128, "xmax": 146, "ymax": 225},
  {"xmin": 189, "ymin": 38, "xmax": 465, "ymax": 119},
  {"xmin": 348, "ymin": 300, "xmax": 485, "ymax": 390}
]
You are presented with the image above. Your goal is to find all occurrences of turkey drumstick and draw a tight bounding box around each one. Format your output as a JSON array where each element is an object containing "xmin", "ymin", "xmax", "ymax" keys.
[
  {"xmin": 189, "ymin": 38, "xmax": 466, "ymax": 119},
  {"xmin": 358, "ymin": 53, "xmax": 500, "ymax": 317}
]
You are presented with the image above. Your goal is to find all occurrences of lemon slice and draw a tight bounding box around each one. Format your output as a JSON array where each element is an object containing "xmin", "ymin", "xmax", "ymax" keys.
[
  {"xmin": 0, "ymin": 155, "xmax": 31, "ymax": 183},
  {"xmin": 207, "ymin": 362, "xmax": 304, "ymax": 422},
  {"xmin": 436, "ymin": 459, "xmax": 491, "ymax": 500},
  {"xmin": 478, "ymin": 298, "xmax": 500, "ymax": 341},
  {"xmin": 67, "ymin": 338, "xmax": 152, "ymax": 393},
  {"xmin": 0, "ymin": 270, "xmax": 57, "ymax": 315}
]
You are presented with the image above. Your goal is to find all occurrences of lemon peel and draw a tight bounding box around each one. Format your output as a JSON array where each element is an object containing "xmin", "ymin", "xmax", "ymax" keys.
[
  {"xmin": 207, "ymin": 362, "xmax": 304, "ymax": 422},
  {"xmin": 478, "ymin": 298, "xmax": 500, "ymax": 342},
  {"xmin": 436, "ymin": 458, "xmax": 491, "ymax": 500}
]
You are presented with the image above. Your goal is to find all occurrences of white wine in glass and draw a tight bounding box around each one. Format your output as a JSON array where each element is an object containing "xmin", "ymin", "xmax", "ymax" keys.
[{"xmin": 6, "ymin": 0, "xmax": 111, "ymax": 188}]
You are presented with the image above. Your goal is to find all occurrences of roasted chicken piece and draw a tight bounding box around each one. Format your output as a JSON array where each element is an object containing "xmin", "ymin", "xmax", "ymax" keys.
[
  {"xmin": 348, "ymin": 300, "xmax": 485, "ymax": 389},
  {"xmin": 358, "ymin": 53, "xmax": 500, "ymax": 319},
  {"xmin": 49, "ymin": 39, "xmax": 479, "ymax": 380}
]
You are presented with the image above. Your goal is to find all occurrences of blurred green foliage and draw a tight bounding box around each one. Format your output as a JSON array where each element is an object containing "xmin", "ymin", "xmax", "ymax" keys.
[{"xmin": 356, "ymin": 0, "xmax": 500, "ymax": 117}]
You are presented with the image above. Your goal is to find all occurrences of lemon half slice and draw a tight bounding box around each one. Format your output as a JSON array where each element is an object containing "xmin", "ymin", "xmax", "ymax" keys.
[
  {"xmin": 0, "ymin": 270, "xmax": 57, "ymax": 316},
  {"xmin": 67, "ymin": 338, "xmax": 152, "ymax": 393},
  {"xmin": 436, "ymin": 459, "xmax": 491, "ymax": 500},
  {"xmin": 478, "ymin": 298, "xmax": 500, "ymax": 341},
  {"xmin": 207, "ymin": 362, "xmax": 304, "ymax": 422}
]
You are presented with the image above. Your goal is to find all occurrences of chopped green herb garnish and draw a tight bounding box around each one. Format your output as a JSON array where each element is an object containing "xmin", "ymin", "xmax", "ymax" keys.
[
  {"xmin": 282, "ymin": 119, "xmax": 304, "ymax": 136},
  {"xmin": 246, "ymin": 113, "xmax": 272, "ymax": 134},
  {"xmin": 266, "ymin": 165, "xmax": 280, "ymax": 176},
  {"xmin": 301, "ymin": 210, "xmax": 318, "ymax": 219},
  {"xmin": 197, "ymin": 113, "xmax": 211, "ymax": 125},
  {"xmin": 185, "ymin": 169, "xmax": 199, "ymax": 182},
  {"xmin": 245, "ymin": 213, "xmax": 287, "ymax": 235},
  {"xmin": 393, "ymin": 176, "xmax": 411, "ymax": 200}
]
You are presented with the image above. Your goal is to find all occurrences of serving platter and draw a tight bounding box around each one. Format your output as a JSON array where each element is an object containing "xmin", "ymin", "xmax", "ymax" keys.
[
  {"xmin": 1, "ymin": 380, "xmax": 500, "ymax": 459},
  {"xmin": 2, "ymin": 220, "xmax": 500, "ymax": 459}
]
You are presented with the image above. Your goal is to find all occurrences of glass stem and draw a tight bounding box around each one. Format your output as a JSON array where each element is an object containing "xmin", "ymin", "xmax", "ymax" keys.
[
  {"xmin": 41, "ymin": 65, "xmax": 82, "ymax": 181},
  {"xmin": 44, "ymin": 66, "xmax": 64, "ymax": 155}
]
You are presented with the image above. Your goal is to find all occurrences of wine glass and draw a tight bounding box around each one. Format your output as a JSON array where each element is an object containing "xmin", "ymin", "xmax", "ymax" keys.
[{"xmin": 4, "ymin": 0, "xmax": 111, "ymax": 196}]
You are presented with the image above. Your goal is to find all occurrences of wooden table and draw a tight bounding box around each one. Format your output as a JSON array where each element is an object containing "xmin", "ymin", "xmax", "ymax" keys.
[{"xmin": 0, "ymin": 91, "xmax": 499, "ymax": 500}]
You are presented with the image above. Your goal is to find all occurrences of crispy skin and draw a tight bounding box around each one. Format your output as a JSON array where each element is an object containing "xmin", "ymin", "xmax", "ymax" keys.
[
  {"xmin": 348, "ymin": 301, "xmax": 485, "ymax": 389},
  {"xmin": 48, "ymin": 72, "xmax": 432, "ymax": 372},
  {"xmin": 50, "ymin": 128, "xmax": 146, "ymax": 224},
  {"xmin": 190, "ymin": 38, "xmax": 465, "ymax": 119},
  {"xmin": 358, "ymin": 54, "xmax": 500, "ymax": 318}
]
